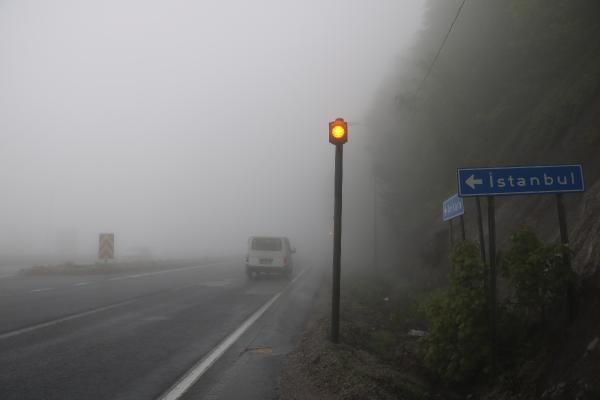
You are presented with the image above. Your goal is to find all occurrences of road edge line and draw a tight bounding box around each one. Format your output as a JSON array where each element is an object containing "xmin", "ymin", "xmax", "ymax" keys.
[{"xmin": 157, "ymin": 266, "xmax": 311, "ymax": 400}]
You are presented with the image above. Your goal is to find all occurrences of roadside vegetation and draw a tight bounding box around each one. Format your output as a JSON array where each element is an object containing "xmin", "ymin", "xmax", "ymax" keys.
[
  {"xmin": 284, "ymin": 227, "xmax": 595, "ymax": 399},
  {"xmin": 421, "ymin": 228, "xmax": 575, "ymax": 391}
]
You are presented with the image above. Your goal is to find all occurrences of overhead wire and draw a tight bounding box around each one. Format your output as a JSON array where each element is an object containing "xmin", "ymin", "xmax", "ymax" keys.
[{"xmin": 412, "ymin": 0, "xmax": 467, "ymax": 103}]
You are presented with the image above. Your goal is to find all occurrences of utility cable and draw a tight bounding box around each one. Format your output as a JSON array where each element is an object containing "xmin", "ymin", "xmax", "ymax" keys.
[{"xmin": 413, "ymin": 0, "xmax": 467, "ymax": 102}]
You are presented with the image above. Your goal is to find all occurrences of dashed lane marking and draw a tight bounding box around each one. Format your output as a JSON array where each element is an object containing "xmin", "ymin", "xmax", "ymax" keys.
[
  {"xmin": 30, "ymin": 288, "xmax": 54, "ymax": 293},
  {"xmin": 0, "ymin": 268, "xmax": 244, "ymax": 342},
  {"xmin": 108, "ymin": 265, "xmax": 213, "ymax": 281},
  {"xmin": 0, "ymin": 298, "xmax": 140, "ymax": 340}
]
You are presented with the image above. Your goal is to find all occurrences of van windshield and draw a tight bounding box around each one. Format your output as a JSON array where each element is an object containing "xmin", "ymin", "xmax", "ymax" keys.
[{"xmin": 251, "ymin": 238, "xmax": 282, "ymax": 251}]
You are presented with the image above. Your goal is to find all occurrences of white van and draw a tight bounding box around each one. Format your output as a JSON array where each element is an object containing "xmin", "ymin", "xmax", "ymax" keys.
[{"xmin": 245, "ymin": 236, "xmax": 295, "ymax": 279}]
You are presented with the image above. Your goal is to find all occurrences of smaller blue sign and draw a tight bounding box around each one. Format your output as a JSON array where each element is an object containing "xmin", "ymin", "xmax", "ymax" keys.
[
  {"xmin": 457, "ymin": 164, "xmax": 584, "ymax": 197},
  {"xmin": 443, "ymin": 194, "xmax": 464, "ymax": 221}
]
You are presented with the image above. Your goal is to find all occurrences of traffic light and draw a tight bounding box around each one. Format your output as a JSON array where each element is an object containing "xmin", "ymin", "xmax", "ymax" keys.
[{"xmin": 329, "ymin": 118, "xmax": 348, "ymax": 145}]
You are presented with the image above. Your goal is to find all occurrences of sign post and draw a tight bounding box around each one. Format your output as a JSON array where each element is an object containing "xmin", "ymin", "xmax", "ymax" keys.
[
  {"xmin": 329, "ymin": 118, "xmax": 348, "ymax": 344},
  {"xmin": 556, "ymin": 193, "xmax": 575, "ymax": 321},
  {"xmin": 98, "ymin": 233, "xmax": 115, "ymax": 262},
  {"xmin": 457, "ymin": 164, "xmax": 585, "ymax": 374},
  {"xmin": 443, "ymin": 194, "xmax": 465, "ymax": 248},
  {"xmin": 487, "ymin": 196, "xmax": 497, "ymax": 372},
  {"xmin": 476, "ymin": 197, "xmax": 486, "ymax": 264}
]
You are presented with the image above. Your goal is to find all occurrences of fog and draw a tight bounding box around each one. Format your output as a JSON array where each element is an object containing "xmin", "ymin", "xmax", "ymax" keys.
[{"xmin": 0, "ymin": 0, "xmax": 424, "ymax": 266}]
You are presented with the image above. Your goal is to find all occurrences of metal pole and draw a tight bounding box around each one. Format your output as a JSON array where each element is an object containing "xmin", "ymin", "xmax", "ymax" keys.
[
  {"xmin": 476, "ymin": 197, "xmax": 486, "ymax": 264},
  {"xmin": 373, "ymin": 179, "xmax": 378, "ymax": 271},
  {"xmin": 556, "ymin": 194, "xmax": 575, "ymax": 322},
  {"xmin": 449, "ymin": 220, "xmax": 454, "ymax": 248},
  {"xmin": 331, "ymin": 144, "xmax": 343, "ymax": 343},
  {"xmin": 460, "ymin": 215, "xmax": 466, "ymax": 241},
  {"xmin": 487, "ymin": 196, "xmax": 497, "ymax": 373}
]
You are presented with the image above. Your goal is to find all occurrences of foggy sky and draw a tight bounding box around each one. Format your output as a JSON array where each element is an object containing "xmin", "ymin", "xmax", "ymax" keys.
[{"xmin": 0, "ymin": 0, "xmax": 424, "ymax": 263}]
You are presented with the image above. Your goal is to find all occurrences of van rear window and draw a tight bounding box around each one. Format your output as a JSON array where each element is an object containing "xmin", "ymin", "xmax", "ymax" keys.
[{"xmin": 252, "ymin": 238, "xmax": 282, "ymax": 251}]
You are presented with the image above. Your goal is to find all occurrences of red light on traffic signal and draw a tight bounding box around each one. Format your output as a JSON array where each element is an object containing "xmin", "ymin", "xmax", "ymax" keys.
[{"xmin": 329, "ymin": 118, "xmax": 348, "ymax": 145}]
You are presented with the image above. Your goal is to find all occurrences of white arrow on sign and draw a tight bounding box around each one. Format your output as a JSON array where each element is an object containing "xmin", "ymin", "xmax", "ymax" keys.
[{"xmin": 466, "ymin": 174, "xmax": 483, "ymax": 190}]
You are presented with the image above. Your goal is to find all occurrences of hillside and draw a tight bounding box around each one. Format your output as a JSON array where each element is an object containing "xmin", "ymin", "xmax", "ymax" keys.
[
  {"xmin": 357, "ymin": 0, "xmax": 600, "ymax": 398},
  {"xmin": 368, "ymin": 0, "xmax": 600, "ymax": 284}
]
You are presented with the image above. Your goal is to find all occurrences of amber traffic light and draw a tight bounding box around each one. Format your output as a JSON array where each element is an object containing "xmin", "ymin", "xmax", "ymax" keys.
[{"xmin": 329, "ymin": 118, "xmax": 348, "ymax": 145}]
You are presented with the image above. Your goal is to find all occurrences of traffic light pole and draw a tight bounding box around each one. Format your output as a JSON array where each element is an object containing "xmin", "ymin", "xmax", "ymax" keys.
[
  {"xmin": 373, "ymin": 179, "xmax": 378, "ymax": 271},
  {"xmin": 331, "ymin": 143, "xmax": 343, "ymax": 343}
]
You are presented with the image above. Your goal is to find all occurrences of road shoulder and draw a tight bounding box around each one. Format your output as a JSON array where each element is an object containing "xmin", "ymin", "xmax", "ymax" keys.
[
  {"xmin": 279, "ymin": 276, "xmax": 433, "ymax": 400},
  {"xmin": 180, "ymin": 265, "xmax": 324, "ymax": 400}
]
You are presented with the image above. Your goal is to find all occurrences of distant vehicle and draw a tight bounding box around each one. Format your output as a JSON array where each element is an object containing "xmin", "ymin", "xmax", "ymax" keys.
[{"xmin": 245, "ymin": 236, "xmax": 295, "ymax": 279}]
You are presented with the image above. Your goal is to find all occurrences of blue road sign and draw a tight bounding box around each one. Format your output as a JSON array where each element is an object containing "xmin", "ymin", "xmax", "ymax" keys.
[
  {"xmin": 443, "ymin": 194, "xmax": 464, "ymax": 221},
  {"xmin": 457, "ymin": 164, "xmax": 584, "ymax": 197}
]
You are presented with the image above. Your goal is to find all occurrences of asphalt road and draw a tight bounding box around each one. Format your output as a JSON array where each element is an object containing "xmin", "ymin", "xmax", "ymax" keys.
[{"xmin": 0, "ymin": 257, "xmax": 323, "ymax": 400}]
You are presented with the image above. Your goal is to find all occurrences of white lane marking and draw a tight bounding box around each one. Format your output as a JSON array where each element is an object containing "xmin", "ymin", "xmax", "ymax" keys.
[
  {"xmin": 0, "ymin": 298, "xmax": 139, "ymax": 341},
  {"xmin": 108, "ymin": 265, "xmax": 212, "ymax": 281},
  {"xmin": 30, "ymin": 288, "xmax": 54, "ymax": 293},
  {"xmin": 73, "ymin": 282, "xmax": 90, "ymax": 287},
  {"xmin": 199, "ymin": 280, "xmax": 232, "ymax": 288},
  {"xmin": 157, "ymin": 266, "xmax": 311, "ymax": 400}
]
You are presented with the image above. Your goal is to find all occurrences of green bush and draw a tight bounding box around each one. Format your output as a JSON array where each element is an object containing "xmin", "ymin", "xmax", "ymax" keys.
[
  {"xmin": 421, "ymin": 241, "xmax": 490, "ymax": 384},
  {"xmin": 501, "ymin": 226, "xmax": 574, "ymax": 321},
  {"xmin": 420, "ymin": 228, "xmax": 575, "ymax": 385}
]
